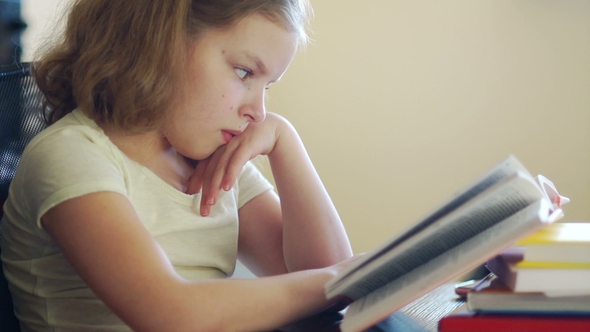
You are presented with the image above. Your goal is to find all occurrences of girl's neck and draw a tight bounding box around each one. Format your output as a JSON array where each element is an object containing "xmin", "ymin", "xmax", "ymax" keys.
[{"xmin": 102, "ymin": 127, "xmax": 195, "ymax": 192}]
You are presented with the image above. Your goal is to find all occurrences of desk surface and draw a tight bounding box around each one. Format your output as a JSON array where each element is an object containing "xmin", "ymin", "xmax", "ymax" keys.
[{"xmin": 279, "ymin": 283, "xmax": 465, "ymax": 332}]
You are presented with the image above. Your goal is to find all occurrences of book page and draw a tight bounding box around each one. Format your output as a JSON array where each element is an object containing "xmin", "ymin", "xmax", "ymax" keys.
[
  {"xmin": 340, "ymin": 199, "xmax": 554, "ymax": 332},
  {"xmin": 325, "ymin": 156, "xmax": 529, "ymax": 292},
  {"xmin": 327, "ymin": 171, "xmax": 545, "ymax": 300}
]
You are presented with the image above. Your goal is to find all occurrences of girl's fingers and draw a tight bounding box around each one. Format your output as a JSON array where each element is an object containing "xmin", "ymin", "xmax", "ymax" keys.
[
  {"xmin": 195, "ymin": 117, "xmax": 279, "ymax": 215},
  {"xmin": 186, "ymin": 159, "xmax": 208, "ymax": 194},
  {"xmin": 221, "ymin": 141, "xmax": 255, "ymax": 191},
  {"xmin": 200, "ymin": 150, "xmax": 224, "ymax": 215}
]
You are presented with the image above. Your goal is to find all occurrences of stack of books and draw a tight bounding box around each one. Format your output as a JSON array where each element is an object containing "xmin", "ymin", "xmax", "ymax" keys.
[
  {"xmin": 439, "ymin": 222, "xmax": 590, "ymax": 332},
  {"xmin": 322, "ymin": 156, "xmax": 571, "ymax": 332}
]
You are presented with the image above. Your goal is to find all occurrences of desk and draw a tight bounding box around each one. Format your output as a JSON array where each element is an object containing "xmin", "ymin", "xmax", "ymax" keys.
[{"xmin": 279, "ymin": 283, "xmax": 465, "ymax": 332}]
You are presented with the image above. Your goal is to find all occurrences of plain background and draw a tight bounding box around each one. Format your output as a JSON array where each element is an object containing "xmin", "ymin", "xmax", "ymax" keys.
[{"xmin": 22, "ymin": 0, "xmax": 590, "ymax": 255}]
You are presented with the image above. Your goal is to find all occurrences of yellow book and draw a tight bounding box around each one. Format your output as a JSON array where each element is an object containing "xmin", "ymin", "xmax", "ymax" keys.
[
  {"xmin": 516, "ymin": 223, "xmax": 590, "ymax": 264},
  {"xmin": 517, "ymin": 261, "xmax": 590, "ymax": 269},
  {"xmin": 487, "ymin": 248, "xmax": 590, "ymax": 293}
]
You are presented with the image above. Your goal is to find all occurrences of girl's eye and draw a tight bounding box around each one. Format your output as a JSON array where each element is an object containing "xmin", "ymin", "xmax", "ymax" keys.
[{"xmin": 235, "ymin": 68, "xmax": 250, "ymax": 80}]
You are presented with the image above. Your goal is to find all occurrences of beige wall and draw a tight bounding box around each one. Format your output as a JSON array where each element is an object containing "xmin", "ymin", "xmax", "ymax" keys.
[
  {"xmin": 21, "ymin": 0, "xmax": 69, "ymax": 61},
  {"xmin": 24, "ymin": 1, "xmax": 590, "ymax": 254},
  {"xmin": 265, "ymin": 0, "xmax": 590, "ymax": 253}
]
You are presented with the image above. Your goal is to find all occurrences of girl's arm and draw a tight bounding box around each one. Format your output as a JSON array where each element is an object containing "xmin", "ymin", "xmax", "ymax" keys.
[
  {"xmin": 266, "ymin": 117, "xmax": 353, "ymax": 271},
  {"xmin": 42, "ymin": 192, "xmax": 350, "ymax": 332},
  {"xmin": 190, "ymin": 113, "xmax": 353, "ymax": 274}
]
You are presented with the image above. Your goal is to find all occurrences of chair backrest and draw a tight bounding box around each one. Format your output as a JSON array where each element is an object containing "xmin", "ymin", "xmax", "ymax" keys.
[
  {"xmin": 1, "ymin": 62, "xmax": 47, "ymax": 213},
  {"xmin": 0, "ymin": 62, "xmax": 47, "ymax": 332}
]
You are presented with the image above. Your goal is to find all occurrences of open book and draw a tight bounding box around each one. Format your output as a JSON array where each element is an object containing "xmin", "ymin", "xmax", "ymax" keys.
[{"xmin": 325, "ymin": 156, "xmax": 568, "ymax": 332}]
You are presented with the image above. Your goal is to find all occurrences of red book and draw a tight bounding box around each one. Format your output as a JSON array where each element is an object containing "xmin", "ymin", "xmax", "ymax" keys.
[{"xmin": 438, "ymin": 311, "xmax": 590, "ymax": 332}]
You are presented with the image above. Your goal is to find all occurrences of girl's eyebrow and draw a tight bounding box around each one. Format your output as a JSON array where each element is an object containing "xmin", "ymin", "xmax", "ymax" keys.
[{"xmin": 243, "ymin": 51, "xmax": 268, "ymax": 76}]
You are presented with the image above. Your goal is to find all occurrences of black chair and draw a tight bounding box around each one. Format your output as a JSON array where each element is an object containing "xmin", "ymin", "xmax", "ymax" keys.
[{"xmin": 0, "ymin": 62, "xmax": 47, "ymax": 332}]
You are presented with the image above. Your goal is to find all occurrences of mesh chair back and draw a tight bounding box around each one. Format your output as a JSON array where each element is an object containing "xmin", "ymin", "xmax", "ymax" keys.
[
  {"xmin": 0, "ymin": 62, "xmax": 46, "ymax": 214},
  {"xmin": 0, "ymin": 62, "xmax": 47, "ymax": 332}
]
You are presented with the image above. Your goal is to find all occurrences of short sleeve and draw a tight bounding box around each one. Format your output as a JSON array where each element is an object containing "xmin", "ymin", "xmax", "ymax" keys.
[
  {"xmin": 236, "ymin": 160, "xmax": 274, "ymax": 209},
  {"xmin": 13, "ymin": 123, "xmax": 129, "ymax": 228}
]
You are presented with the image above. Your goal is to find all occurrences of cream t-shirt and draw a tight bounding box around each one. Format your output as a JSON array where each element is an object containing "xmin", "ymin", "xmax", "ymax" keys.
[{"xmin": 1, "ymin": 109, "xmax": 273, "ymax": 331}]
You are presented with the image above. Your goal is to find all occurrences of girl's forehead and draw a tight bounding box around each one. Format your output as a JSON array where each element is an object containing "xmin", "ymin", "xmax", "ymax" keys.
[
  {"xmin": 208, "ymin": 14, "xmax": 294, "ymax": 42},
  {"xmin": 199, "ymin": 15, "xmax": 297, "ymax": 52},
  {"xmin": 190, "ymin": 15, "xmax": 297, "ymax": 82}
]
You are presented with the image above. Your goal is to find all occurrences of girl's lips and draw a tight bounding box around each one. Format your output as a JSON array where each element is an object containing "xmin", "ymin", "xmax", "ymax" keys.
[
  {"xmin": 221, "ymin": 131, "xmax": 234, "ymax": 143},
  {"xmin": 222, "ymin": 129, "xmax": 244, "ymax": 143}
]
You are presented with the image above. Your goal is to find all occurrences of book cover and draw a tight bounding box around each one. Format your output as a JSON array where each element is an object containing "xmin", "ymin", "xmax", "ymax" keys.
[
  {"xmin": 466, "ymin": 275, "xmax": 590, "ymax": 314},
  {"xmin": 438, "ymin": 310, "xmax": 590, "ymax": 332},
  {"xmin": 516, "ymin": 222, "xmax": 590, "ymax": 264},
  {"xmin": 486, "ymin": 250, "xmax": 590, "ymax": 294}
]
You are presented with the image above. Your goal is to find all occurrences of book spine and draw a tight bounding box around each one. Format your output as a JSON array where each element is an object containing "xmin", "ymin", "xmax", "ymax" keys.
[{"xmin": 439, "ymin": 314, "xmax": 590, "ymax": 332}]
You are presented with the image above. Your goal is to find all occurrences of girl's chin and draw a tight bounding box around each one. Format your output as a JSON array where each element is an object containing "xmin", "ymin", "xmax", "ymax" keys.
[
  {"xmin": 190, "ymin": 148, "xmax": 221, "ymax": 162},
  {"xmin": 177, "ymin": 142, "xmax": 226, "ymax": 161},
  {"xmin": 177, "ymin": 149, "xmax": 211, "ymax": 162}
]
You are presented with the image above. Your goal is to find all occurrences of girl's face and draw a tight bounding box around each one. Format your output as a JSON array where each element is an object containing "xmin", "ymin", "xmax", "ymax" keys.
[{"xmin": 161, "ymin": 14, "xmax": 298, "ymax": 160}]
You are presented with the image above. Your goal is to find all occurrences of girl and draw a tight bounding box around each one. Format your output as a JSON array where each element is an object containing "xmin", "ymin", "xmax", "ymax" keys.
[{"xmin": 0, "ymin": 0, "xmax": 354, "ymax": 331}]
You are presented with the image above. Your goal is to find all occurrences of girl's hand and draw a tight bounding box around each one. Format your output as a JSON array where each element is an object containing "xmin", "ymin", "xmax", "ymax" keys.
[{"xmin": 186, "ymin": 112, "xmax": 287, "ymax": 216}]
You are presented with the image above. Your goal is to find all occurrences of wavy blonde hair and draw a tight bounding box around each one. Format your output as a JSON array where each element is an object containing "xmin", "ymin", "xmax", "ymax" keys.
[{"xmin": 34, "ymin": 0, "xmax": 312, "ymax": 134}]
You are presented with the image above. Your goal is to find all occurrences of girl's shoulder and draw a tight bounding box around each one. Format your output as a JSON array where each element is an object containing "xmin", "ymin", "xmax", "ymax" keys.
[
  {"xmin": 19, "ymin": 109, "xmax": 127, "ymax": 184},
  {"xmin": 26, "ymin": 109, "xmax": 109, "ymax": 152}
]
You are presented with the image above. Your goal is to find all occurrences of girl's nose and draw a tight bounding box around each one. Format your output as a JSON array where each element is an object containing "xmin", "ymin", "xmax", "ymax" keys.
[{"xmin": 240, "ymin": 89, "xmax": 266, "ymax": 122}]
